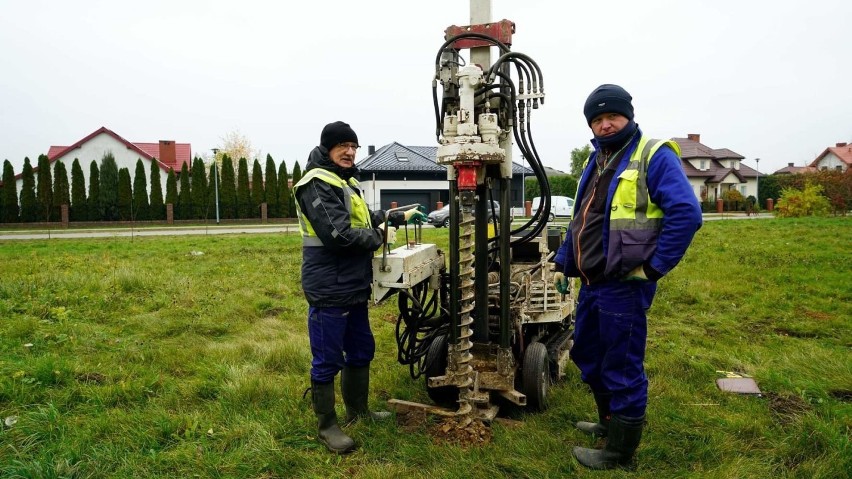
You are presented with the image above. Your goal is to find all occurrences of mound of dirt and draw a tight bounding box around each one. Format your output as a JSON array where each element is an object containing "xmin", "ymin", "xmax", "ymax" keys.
[{"xmin": 428, "ymin": 416, "xmax": 492, "ymax": 447}]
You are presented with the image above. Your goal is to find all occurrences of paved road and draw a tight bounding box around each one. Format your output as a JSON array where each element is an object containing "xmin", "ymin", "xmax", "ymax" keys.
[{"xmin": 0, "ymin": 213, "xmax": 772, "ymax": 241}]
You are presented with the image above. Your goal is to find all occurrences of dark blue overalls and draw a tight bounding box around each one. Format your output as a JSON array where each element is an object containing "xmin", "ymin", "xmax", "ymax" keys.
[{"xmin": 570, "ymin": 280, "xmax": 656, "ymax": 417}]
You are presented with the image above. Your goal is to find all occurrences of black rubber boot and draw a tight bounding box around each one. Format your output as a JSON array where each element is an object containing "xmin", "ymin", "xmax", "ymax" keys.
[
  {"xmin": 311, "ymin": 380, "xmax": 356, "ymax": 454},
  {"xmin": 575, "ymin": 391, "xmax": 612, "ymax": 437},
  {"xmin": 573, "ymin": 414, "xmax": 644, "ymax": 470},
  {"xmin": 341, "ymin": 365, "xmax": 392, "ymax": 424}
]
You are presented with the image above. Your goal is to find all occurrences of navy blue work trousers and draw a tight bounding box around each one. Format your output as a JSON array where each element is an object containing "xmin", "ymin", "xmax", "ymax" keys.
[
  {"xmin": 571, "ymin": 280, "xmax": 656, "ymax": 417},
  {"xmin": 308, "ymin": 303, "xmax": 375, "ymax": 383}
]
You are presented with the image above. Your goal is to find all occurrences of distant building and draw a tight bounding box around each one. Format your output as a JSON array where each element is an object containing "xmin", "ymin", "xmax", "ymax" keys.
[
  {"xmin": 671, "ymin": 133, "xmax": 759, "ymax": 202},
  {"xmin": 773, "ymin": 163, "xmax": 815, "ymax": 175},
  {"xmin": 356, "ymin": 142, "xmax": 533, "ymax": 211},
  {"xmin": 5, "ymin": 126, "xmax": 191, "ymax": 195},
  {"xmin": 808, "ymin": 142, "xmax": 852, "ymax": 173}
]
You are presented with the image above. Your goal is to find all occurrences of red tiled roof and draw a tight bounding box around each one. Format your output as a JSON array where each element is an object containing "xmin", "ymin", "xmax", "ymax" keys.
[
  {"xmin": 42, "ymin": 126, "xmax": 191, "ymax": 173},
  {"xmin": 809, "ymin": 143, "xmax": 852, "ymax": 168},
  {"xmin": 133, "ymin": 143, "xmax": 192, "ymax": 171}
]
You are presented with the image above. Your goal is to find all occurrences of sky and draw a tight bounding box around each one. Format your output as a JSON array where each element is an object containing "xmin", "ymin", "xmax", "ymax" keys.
[{"xmin": 1, "ymin": 0, "xmax": 850, "ymax": 176}]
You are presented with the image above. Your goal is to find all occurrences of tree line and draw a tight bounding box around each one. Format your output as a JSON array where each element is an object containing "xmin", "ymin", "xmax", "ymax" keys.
[{"xmin": 0, "ymin": 152, "xmax": 304, "ymax": 223}]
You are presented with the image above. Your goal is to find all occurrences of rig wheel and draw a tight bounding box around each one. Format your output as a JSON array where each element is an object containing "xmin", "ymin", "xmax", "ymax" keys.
[
  {"xmin": 522, "ymin": 342, "xmax": 550, "ymax": 411},
  {"xmin": 424, "ymin": 334, "xmax": 459, "ymax": 407}
]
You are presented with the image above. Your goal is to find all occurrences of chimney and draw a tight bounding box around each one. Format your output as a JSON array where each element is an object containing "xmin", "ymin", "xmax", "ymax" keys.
[
  {"xmin": 788, "ymin": 163, "xmax": 794, "ymax": 167},
  {"xmin": 368, "ymin": 145, "xmax": 376, "ymax": 155},
  {"xmin": 159, "ymin": 140, "xmax": 177, "ymax": 169},
  {"xmin": 836, "ymin": 142, "xmax": 847, "ymax": 147},
  {"xmin": 687, "ymin": 134, "xmax": 700, "ymax": 143}
]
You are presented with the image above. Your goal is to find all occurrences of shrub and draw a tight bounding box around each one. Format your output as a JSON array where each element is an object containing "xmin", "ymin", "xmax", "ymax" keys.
[{"xmin": 775, "ymin": 182, "xmax": 831, "ymax": 218}]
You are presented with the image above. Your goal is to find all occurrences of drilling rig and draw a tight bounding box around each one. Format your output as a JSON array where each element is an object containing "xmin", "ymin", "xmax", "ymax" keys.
[{"xmin": 371, "ymin": 10, "xmax": 575, "ymax": 422}]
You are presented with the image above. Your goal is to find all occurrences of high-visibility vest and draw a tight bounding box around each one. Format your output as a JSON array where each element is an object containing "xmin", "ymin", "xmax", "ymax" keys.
[
  {"xmin": 583, "ymin": 136, "xmax": 680, "ymax": 233},
  {"xmin": 292, "ymin": 169, "xmax": 371, "ymax": 246}
]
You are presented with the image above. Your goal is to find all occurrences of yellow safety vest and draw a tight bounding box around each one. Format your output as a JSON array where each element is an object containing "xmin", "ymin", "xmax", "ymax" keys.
[
  {"xmin": 293, "ymin": 169, "xmax": 371, "ymax": 246},
  {"xmin": 582, "ymin": 136, "xmax": 680, "ymax": 232}
]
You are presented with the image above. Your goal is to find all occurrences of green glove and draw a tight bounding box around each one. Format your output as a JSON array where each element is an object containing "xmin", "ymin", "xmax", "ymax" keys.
[
  {"xmin": 622, "ymin": 265, "xmax": 648, "ymax": 282},
  {"xmin": 553, "ymin": 272, "xmax": 568, "ymax": 294},
  {"xmin": 403, "ymin": 207, "xmax": 428, "ymax": 224}
]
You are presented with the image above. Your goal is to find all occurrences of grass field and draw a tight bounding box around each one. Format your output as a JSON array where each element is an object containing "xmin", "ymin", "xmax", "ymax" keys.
[{"xmin": 0, "ymin": 217, "xmax": 850, "ymax": 478}]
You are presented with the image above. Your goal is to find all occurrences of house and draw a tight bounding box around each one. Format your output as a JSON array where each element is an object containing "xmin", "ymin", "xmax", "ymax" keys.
[
  {"xmin": 773, "ymin": 163, "xmax": 815, "ymax": 175},
  {"xmin": 671, "ymin": 134, "xmax": 759, "ymax": 202},
  {"xmin": 356, "ymin": 142, "xmax": 533, "ymax": 212},
  {"xmin": 7, "ymin": 126, "xmax": 191, "ymax": 195},
  {"xmin": 808, "ymin": 142, "xmax": 852, "ymax": 173}
]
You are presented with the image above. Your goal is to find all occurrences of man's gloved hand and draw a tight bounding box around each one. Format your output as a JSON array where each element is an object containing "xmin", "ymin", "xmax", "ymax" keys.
[
  {"xmin": 553, "ymin": 272, "xmax": 569, "ymax": 294},
  {"xmin": 622, "ymin": 264, "xmax": 648, "ymax": 282},
  {"xmin": 378, "ymin": 223, "xmax": 396, "ymax": 244},
  {"xmin": 403, "ymin": 207, "xmax": 428, "ymax": 224}
]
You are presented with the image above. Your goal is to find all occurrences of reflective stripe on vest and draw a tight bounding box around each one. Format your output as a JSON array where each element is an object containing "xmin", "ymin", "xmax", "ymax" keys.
[
  {"xmin": 609, "ymin": 136, "xmax": 681, "ymax": 232},
  {"xmin": 292, "ymin": 168, "xmax": 371, "ymax": 246}
]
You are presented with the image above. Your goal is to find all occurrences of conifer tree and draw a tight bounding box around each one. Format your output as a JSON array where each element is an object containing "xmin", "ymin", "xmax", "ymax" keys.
[
  {"xmin": 133, "ymin": 159, "xmax": 149, "ymax": 221},
  {"xmin": 99, "ymin": 152, "xmax": 119, "ymax": 221},
  {"xmin": 20, "ymin": 158, "xmax": 37, "ymax": 222},
  {"xmin": 220, "ymin": 155, "xmax": 237, "ymax": 219},
  {"xmin": 289, "ymin": 161, "xmax": 302, "ymax": 218},
  {"xmin": 70, "ymin": 159, "xmax": 86, "ymax": 221},
  {"xmin": 207, "ymin": 162, "xmax": 220, "ymax": 221},
  {"xmin": 251, "ymin": 158, "xmax": 264, "ymax": 218},
  {"xmin": 264, "ymin": 154, "xmax": 279, "ymax": 217},
  {"xmin": 236, "ymin": 157, "xmax": 251, "ymax": 218},
  {"xmin": 52, "ymin": 160, "xmax": 70, "ymax": 221},
  {"xmin": 277, "ymin": 160, "xmax": 291, "ymax": 218},
  {"xmin": 149, "ymin": 161, "xmax": 164, "ymax": 221},
  {"xmin": 190, "ymin": 157, "xmax": 208, "ymax": 219},
  {"xmin": 36, "ymin": 154, "xmax": 53, "ymax": 221},
  {"xmin": 2, "ymin": 160, "xmax": 19, "ymax": 223},
  {"xmin": 88, "ymin": 161, "xmax": 100, "ymax": 221},
  {"xmin": 165, "ymin": 168, "xmax": 177, "ymax": 215},
  {"xmin": 117, "ymin": 167, "xmax": 132, "ymax": 220},
  {"xmin": 177, "ymin": 162, "xmax": 191, "ymax": 220}
]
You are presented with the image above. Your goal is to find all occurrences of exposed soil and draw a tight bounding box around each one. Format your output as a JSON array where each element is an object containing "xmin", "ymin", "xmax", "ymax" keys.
[
  {"xmin": 428, "ymin": 416, "xmax": 492, "ymax": 447},
  {"xmin": 765, "ymin": 392, "xmax": 810, "ymax": 426},
  {"xmin": 395, "ymin": 411, "xmax": 493, "ymax": 447}
]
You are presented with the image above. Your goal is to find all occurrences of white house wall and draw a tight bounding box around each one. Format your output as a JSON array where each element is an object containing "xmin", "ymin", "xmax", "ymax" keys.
[
  {"xmin": 13, "ymin": 132, "xmax": 166, "ymax": 199},
  {"xmin": 817, "ymin": 153, "xmax": 844, "ymax": 171}
]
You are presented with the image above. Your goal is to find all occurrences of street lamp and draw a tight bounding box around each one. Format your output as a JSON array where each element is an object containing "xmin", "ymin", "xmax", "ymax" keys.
[
  {"xmin": 212, "ymin": 148, "xmax": 220, "ymax": 224},
  {"xmin": 754, "ymin": 157, "xmax": 760, "ymax": 209}
]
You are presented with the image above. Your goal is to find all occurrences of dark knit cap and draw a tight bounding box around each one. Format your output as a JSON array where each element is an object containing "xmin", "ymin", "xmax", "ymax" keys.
[
  {"xmin": 583, "ymin": 84, "xmax": 634, "ymax": 125},
  {"xmin": 320, "ymin": 121, "xmax": 359, "ymax": 151}
]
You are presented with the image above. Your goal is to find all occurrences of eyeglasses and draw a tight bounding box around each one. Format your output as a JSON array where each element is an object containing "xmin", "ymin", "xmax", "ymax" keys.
[{"xmin": 337, "ymin": 143, "xmax": 360, "ymax": 151}]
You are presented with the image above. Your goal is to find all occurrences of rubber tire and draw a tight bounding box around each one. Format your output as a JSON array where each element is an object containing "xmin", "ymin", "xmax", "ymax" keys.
[
  {"xmin": 523, "ymin": 342, "xmax": 550, "ymax": 411},
  {"xmin": 549, "ymin": 213, "xmax": 556, "ymax": 221},
  {"xmin": 424, "ymin": 335, "xmax": 459, "ymax": 407},
  {"xmin": 442, "ymin": 217, "xmax": 450, "ymax": 228}
]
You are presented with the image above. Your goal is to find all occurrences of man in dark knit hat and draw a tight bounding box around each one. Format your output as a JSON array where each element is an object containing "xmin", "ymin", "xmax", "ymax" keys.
[
  {"xmin": 553, "ymin": 85, "xmax": 702, "ymax": 469},
  {"xmin": 293, "ymin": 121, "xmax": 425, "ymax": 454}
]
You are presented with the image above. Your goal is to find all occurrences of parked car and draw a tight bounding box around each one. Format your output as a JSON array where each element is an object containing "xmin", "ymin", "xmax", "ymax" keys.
[
  {"xmin": 427, "ymin": 201, "xmax": 501, "ymax": 228},
  {"xmin": 531, "ymin": 196, "xmax": 574, "ymax": 221}
]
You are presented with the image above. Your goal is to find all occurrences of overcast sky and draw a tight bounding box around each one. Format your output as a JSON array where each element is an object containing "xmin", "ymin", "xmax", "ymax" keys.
[{"xmin": 2, "ymin": 0, "xmax": 850, "ymax": 176}]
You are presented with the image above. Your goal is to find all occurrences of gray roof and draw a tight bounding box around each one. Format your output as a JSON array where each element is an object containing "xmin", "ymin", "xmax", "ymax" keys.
[{"xmin": 357, "ymin": 142, "xmax": 533, "ymax": 175}]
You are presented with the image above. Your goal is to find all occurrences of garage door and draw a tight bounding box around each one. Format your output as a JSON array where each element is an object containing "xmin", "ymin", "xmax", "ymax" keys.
[{"xmin": 381, "ymin": 190, "xmax": 431, "ymax": 211}]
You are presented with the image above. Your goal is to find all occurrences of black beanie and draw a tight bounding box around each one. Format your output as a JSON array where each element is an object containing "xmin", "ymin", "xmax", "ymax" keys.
[
  {"xmin": 320, "ymin": 121, "xmax": 359, "ymax": 151},
  {"xmin": 583, "ymin": 84, "xmax": 634, "ymax": 125}
]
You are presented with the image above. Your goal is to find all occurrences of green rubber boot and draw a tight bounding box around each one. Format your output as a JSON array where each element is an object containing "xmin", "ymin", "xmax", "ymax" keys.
[
  {"xmin": 341, "ymin": 365, "xmax": 392, "ymax": 424},
  {"xmin": 575, "ymin": 392, "xmax": 612, "ymax": 437},
  {"xmin": 573, "ymin": 414, "xmax": 644, "ymax": 470},
  {"xmin": 311, "ymin": 380, "xmax": 356, "ymax": 454}
]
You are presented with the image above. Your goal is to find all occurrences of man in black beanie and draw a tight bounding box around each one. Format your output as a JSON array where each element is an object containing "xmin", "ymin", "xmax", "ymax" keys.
[
  {"xmin": 292, "ymin": 121, "xmax": 425, "ymax": 454},
  {"xmin": 553, "ymin": 85, "xmax": 703, "ymax": 469}
]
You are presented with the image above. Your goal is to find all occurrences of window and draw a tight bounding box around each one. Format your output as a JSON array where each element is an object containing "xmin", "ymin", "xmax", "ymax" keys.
[
  {"xmin": 395, "ymin": 153, "xmax": 409, "ymax": 162},
  {"xmin": 700, "ymin": 160, "xmax": 708, "ymax": 170}
]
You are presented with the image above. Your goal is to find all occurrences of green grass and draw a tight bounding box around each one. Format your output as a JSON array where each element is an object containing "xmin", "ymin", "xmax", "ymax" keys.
[{"xmin": 0, "ymin": 218, "xmax": 850, "ymax": 478}]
